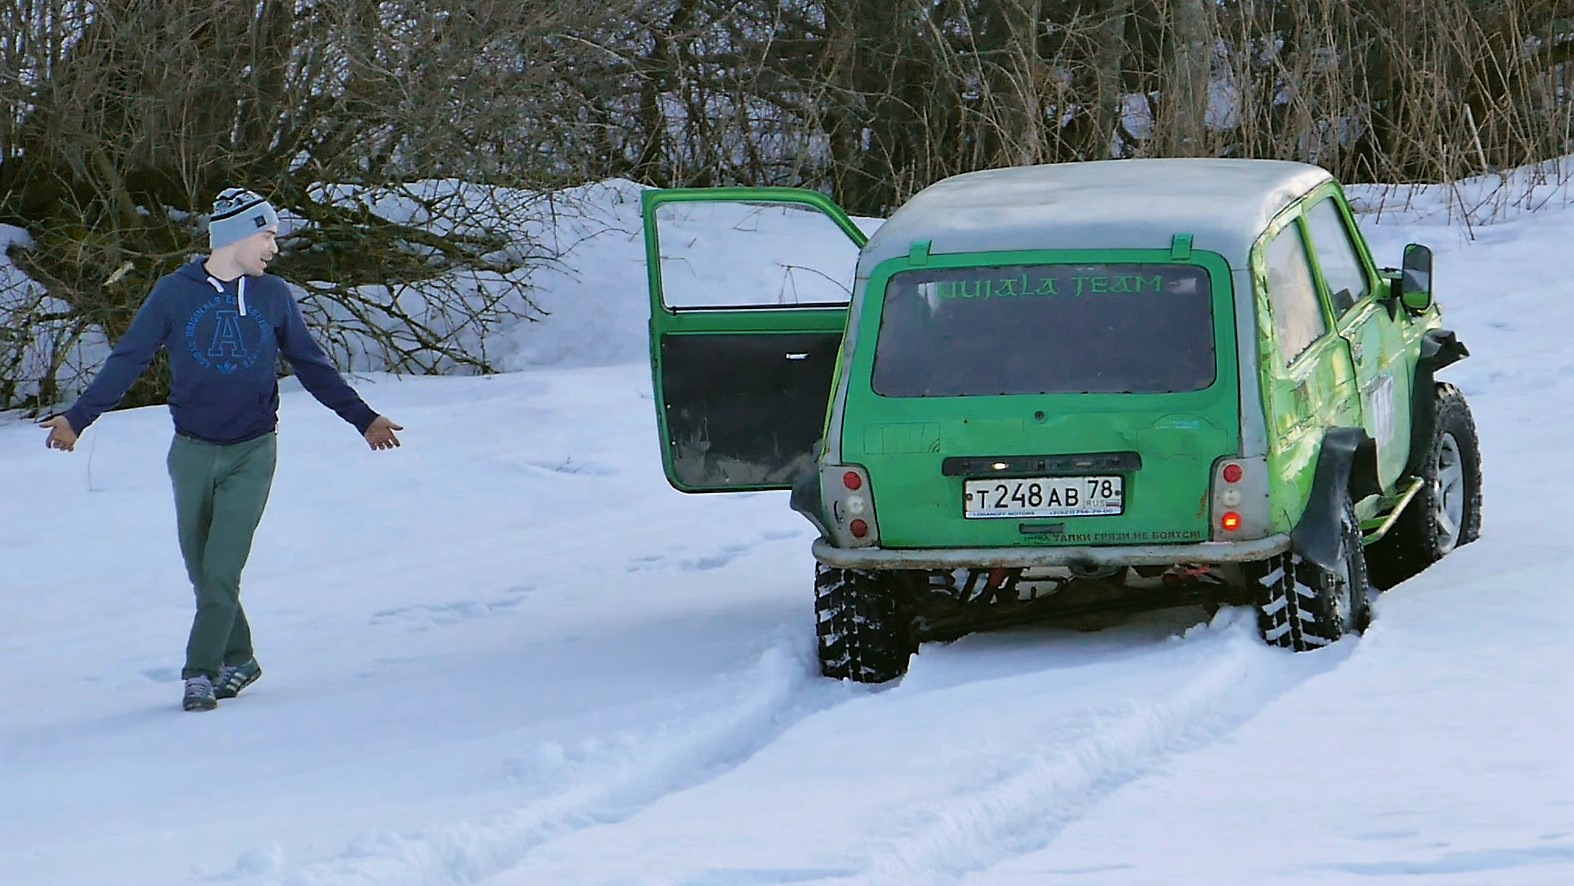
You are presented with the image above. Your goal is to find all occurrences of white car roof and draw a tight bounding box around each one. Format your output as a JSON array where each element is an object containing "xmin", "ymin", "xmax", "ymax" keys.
[{"xmin": 858, "ymin": 158, "xmax": 1334, "ymax": 273}]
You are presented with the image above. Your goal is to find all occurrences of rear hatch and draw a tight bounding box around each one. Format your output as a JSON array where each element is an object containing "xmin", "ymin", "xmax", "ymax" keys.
[{"xmin": 838, "ymin": 251, "xmax": 1241, "ymax": 548}]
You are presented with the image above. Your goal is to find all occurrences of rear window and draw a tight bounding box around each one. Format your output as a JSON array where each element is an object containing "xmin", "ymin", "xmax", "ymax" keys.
[{"xmin": 871, "ymin": 263, "xmax": 1216, "ymax": 396}]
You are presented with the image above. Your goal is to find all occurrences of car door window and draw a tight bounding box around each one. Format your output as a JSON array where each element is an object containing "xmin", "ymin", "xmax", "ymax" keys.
[
  {"xmin": 1304, "ymin": 198, "xmax": 1370, "ymax": 315},
  {"xmin": 1265, "ymin": 225, "xmax": 1328, "ymax": 367}
]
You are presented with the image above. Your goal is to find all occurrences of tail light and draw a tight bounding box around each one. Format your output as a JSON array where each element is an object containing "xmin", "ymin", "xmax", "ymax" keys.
[
  {"xmin": 823, "ymin": 464, "xmax": 878, "ymax": 547},
  {"xmin": 1211, "ymin": 456, "xmax": 1268, "ymax": 540}
]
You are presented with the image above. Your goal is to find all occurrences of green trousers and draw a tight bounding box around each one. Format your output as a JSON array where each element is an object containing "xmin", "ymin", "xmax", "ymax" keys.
[{"xmin": 167, "ymin": 432, "xmax": 277, "ymax": 680}]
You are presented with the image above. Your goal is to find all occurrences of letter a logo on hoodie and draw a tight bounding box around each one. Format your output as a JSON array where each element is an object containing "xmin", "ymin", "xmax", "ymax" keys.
[
  {"xmin": 209, "ymin": 308, "xmax": 247, "ymax": 360},
  {"xmin": 196, "ymin": 304, "xmax": 259, "ymax": 374}
]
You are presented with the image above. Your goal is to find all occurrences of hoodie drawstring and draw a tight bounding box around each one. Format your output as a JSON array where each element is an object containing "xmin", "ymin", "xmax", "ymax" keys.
[{"xmin": 204, "ymin": 274, "xmax": 246, "ymax": 316}]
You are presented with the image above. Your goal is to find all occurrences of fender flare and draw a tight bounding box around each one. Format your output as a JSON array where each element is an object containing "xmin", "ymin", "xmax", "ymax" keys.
[
  {"xmin": 1291, "ymin": 427, "xmax": 1381, "ymax": 572},
  {"xmin": 1404, "ymin": 328, "xmax": 1470, "ymax": 477}
]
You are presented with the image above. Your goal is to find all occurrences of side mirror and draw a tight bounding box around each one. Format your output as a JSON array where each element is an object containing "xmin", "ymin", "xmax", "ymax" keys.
[{"xmin": 1399, "ymin": 243, "xmax": 1433, "ymax": 313}]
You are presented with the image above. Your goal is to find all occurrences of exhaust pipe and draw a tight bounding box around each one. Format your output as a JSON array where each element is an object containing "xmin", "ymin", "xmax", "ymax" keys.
[{"xmin": 1068, "ymin": 561, "xmax": 1120, "ymax": 580}]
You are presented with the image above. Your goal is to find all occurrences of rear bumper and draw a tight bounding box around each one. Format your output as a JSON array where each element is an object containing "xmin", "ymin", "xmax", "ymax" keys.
[{"xmin": 811, "ymin": 534, "xmax": 1291, "ymax": 570}]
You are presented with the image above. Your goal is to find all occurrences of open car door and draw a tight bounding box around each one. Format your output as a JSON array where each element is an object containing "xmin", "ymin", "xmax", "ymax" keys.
[{"xmin": 643, "ymin": 188, "xmax": 867, "ymax": 492}]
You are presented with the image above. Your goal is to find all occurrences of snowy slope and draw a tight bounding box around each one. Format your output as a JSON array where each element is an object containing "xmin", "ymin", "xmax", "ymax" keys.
[{"xmin": 1, "ymin": 171, "xmax": 1571, "ymax": 886}]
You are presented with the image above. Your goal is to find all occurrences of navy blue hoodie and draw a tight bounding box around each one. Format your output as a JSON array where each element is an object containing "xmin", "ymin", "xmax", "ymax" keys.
[{"xmin": 63, "ymin": 259, "xmax": 378, "ymax": 445}]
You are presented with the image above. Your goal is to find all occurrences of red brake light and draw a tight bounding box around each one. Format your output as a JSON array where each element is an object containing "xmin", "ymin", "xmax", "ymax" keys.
[
  {"xmin": 1222, "ymin": 463, "xmax": 1244, "ymax": 484},
  {"xmin": 850, "ymin": 519, "xmax": 869, "ymax": 538},
  {"xmin": 842, "ymin": 471, "xmax": 863, "ymax": 491},
  {"xmin": 1220, "ymin": 511, "xmax": 1242, "ymax": 531}
]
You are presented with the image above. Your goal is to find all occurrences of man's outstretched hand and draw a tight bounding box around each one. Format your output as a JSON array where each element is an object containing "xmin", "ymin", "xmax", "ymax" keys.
[
  {"xmin": 41, "ymin": 416, "xmax": 78, "ymax": 452},
  {"xmin": 364, "ymin": 415, "xmax": 403, "ymax": 451}
]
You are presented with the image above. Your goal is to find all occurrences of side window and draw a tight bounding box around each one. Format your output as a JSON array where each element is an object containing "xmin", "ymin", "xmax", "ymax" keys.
[
  {"xmin": 1265, "ymin": 224, "xmax": 1328, "ymax": 367},
  {"xmin": 1303, "ymin": 198, "xmax": 1370, "ymax": 315}
]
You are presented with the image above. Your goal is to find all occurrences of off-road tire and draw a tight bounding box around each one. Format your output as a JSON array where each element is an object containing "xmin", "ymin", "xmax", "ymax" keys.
[
  {"xmin": 1255, "ymin": 501, "xmax": 1372, "ymax": 651},
  {"xmin": 1367, "ymin": 383, "xmax": 1482, "ymax": 589},
  {"xmin": 814, "ymin": 564, "xmax": 917, "ymax": 683}
]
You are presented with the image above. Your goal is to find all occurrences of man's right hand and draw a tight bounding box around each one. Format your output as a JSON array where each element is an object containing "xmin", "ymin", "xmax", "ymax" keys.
[{"xmin": 41, "ymin": 416, "xmax": 78, "ymax": 452}]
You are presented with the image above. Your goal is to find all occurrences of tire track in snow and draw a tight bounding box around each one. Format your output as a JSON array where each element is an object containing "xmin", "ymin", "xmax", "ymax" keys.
[
  {"xmin": 845, "ymin": 615, "xmax": 1353, "ymax": 885},
  {"xmin": 226, "ymin": 632, "xmax": 855, "ymax": 886}
]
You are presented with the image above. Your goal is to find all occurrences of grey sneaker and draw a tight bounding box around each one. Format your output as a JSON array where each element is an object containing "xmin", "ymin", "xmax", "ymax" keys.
[
  {"xmin": 215, "ymin": 659, "xmax": 261, "ymax": 699},
  {"xmin": 183, "ymin": 675, "xmax": 217, "ymax": 711}
]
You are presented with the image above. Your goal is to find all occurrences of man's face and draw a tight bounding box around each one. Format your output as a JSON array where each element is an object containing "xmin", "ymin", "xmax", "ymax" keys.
[{"xmin": 234, "ymin": 227, "xmax": 279, "ymax": 277}]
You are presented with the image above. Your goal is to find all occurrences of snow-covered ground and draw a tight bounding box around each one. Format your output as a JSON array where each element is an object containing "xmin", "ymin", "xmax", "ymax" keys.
[{"xmin": 2, "ymin": 169, "xmax": 1571, "ymax": 885}]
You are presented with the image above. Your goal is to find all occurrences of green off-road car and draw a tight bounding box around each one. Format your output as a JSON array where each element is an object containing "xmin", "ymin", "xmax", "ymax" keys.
[{"xmin": 642, "ymin": 158, "xmax": 1481, "ymax": 682}]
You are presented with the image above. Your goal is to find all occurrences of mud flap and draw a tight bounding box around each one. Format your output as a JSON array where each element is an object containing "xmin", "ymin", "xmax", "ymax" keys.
[
  {"xmin": 1291, "ymin": 427, "xmax": 1380, "ymax": 573},
  {"xmin": 789, "ymin": 454, "xmax": 829, "ymax": 538},
  {"xmin": 1404, "ymin": 329, "xmax": 1469, "ymax": 477}
]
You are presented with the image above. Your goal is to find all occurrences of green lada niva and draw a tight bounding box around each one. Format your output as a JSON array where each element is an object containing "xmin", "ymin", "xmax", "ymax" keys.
[{"xmin": 641, "ymin": 158, "xmax": 1482, "ymax": 682}]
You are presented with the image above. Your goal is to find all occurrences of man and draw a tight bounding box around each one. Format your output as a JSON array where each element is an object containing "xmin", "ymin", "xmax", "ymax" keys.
[{"xmin": 41, "ymin": 187, "xmax": 403, "ymax": 712}]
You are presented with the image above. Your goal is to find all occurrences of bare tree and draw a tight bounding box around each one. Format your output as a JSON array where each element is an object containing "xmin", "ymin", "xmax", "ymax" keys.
[
  {"xmin": 1, "ymin": 0, "xmax": 642, "ymax": 411},
  {"xmin": 7, "ymin": 0, "xmax": 1574, "ymax": 410},
  {"xmin": 1157, "ymin": 0, "xmax": 1215, "ymax": 157}
]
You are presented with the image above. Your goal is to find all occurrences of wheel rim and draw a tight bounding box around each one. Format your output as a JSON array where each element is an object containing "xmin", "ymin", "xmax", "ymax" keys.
[
  {"xmin": 1334, "ymin": 531, "xmax": 1355, "ymax": 628},
  {"xmin": 1332, "ymin": 566, "xmax": 1352, "ymax": 628},
  {"xmin": 1320, "ymin": 510, "xmax": 1356, "ymax": 633},
  {"xmin": 1433, "ymin": 432, "xmax": 1466, "ymax": 553}
]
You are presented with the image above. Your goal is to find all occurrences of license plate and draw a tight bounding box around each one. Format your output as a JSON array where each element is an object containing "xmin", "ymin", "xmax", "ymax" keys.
[{"xmin": 963, "ymin": 475, "xmax": 1124, "ymax": 518}]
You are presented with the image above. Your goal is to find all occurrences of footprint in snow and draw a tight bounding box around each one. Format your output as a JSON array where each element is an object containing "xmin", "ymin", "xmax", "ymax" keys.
[
  {"xmin": 529, "ymin": 458, "xmax": 617, "ymax": 477},
  {"xmin": 369, "ymin": 584, "xmax": 535, "ymax": 629}
]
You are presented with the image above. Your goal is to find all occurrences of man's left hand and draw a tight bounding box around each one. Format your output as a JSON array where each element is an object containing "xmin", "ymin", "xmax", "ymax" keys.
[
  {"xmin": 365, "ymin": 415, "xmax": 403, "ymax": 451},
  {"xmin": 41, "ymin": 416, "xmax": 78, "ymax": 452}
]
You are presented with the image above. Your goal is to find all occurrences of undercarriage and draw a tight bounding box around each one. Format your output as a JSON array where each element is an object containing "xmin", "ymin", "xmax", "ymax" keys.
[{"xmin": 906, "ymin": 564, "xmax": 1259, "ymax": 642}]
